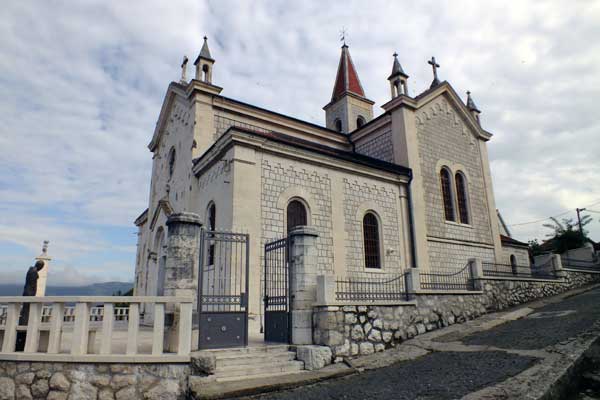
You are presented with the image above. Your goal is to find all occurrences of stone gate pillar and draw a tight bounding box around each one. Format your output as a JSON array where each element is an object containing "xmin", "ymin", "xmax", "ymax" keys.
[
  {"xmin": 165, "ymin": 212, "xmax": 202, "ymax": 307},
  {"xmin": 289, "ymin": 226, "xmax": 319, "ymax": 345}
]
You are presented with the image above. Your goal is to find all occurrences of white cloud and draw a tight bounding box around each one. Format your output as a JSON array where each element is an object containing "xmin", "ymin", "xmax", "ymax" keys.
[{"xmin": 0, "ymin": 0, "xmax": 599, "ymax": 285}]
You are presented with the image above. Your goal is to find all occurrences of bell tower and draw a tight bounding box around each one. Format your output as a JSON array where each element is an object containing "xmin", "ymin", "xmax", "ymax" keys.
[
  {"xmin": 323, "ymin": 44, "xmax": 374, "ymax": 133},
  {"xmin": 194, "ymin": 36, "xmax": 215, "ymax": 84}
]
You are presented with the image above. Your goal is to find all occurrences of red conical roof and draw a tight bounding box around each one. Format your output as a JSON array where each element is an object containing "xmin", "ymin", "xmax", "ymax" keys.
[{"xmin": 330, "ymin": 45, "xmax": 366, "ymax": 102}]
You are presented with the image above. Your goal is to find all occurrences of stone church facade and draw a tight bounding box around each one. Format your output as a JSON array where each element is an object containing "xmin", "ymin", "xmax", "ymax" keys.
[{"xmin": 132, "ymin": 37, "xmax": 524, "ymax": 324}]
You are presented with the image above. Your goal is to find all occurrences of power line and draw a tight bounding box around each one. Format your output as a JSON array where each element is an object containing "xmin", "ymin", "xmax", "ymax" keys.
[{"xmin": 507, "ymin": 199, "xmax": 600, "ymax": 227}]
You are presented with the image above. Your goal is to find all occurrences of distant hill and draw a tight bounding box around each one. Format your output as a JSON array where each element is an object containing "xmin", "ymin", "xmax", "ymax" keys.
[{"xmin": 0, "ymin": 282, "xmax": 133, "ymax": 296}]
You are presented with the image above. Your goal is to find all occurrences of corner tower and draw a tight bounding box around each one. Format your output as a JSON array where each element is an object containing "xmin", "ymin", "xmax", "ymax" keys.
[{"xmin": 323, "ymin": 44, "xmax": 374, "ymax": 133}]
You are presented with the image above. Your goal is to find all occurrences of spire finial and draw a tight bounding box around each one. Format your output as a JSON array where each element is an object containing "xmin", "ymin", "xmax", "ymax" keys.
[
  {"xmin": 428, "ymin": 56, "xmax": 441, "ymax": 88},
  {"xmin": 466, "ymin": 90, "xmax": 480, "ymax": 113},
  {"xmin": 340, "ymin": 27, "xmax": 347, "ymax": 47}
]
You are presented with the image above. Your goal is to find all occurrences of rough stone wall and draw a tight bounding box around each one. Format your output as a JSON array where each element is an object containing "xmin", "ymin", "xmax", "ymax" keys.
[
  {"xmin": 0, "ymin": 362, "xmax": 189, "ymax": 400},
  {"xmin": 343, "ymin": 178, "xmax": 402, "ymax": 275},
  {"xmin": 261, "ymin": 158, "xmax": 334, "ymax": 274},
  {"xmin": 354, "ymin": 129, "xmax": 393, "ymax": 163},
  {"xmin": 313, "ymin": 271, "xmax": 600, "ymax": 359}
]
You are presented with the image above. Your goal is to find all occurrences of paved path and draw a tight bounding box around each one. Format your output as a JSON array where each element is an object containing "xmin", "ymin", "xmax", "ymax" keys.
[{"xmin": 243, "ymin": 287, "xmax": 600, "ymax": 400}]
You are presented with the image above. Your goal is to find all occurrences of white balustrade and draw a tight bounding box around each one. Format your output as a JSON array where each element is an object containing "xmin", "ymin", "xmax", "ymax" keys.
[{"xmin": 0, "ymin": 296, "xmax": 193, "ymax": 362}]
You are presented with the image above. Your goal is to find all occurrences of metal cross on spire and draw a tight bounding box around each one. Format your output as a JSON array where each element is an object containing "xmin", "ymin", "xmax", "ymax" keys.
[
  {"xmin": 340, "ymin": 27, "xmax": 347, "ymax": 46},
  {"xmin": 428, "ymin": 56, "xmax": 441, "ymax": 88}
]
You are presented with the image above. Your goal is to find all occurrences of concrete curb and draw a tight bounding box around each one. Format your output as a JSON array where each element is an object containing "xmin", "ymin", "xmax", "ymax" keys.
[{"xmin": 189, "ymin": 364, "xmax": 355, "ymax": 400}]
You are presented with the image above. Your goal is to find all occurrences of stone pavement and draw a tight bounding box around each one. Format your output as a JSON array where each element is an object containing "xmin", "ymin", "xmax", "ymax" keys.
[{"xmin": 233, "ymin": 284, "xmax": 600, "ymax": 400}]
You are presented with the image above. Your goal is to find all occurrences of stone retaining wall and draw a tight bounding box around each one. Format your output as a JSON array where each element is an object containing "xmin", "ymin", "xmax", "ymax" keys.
[
  {"xmin": 313, "ymin": 270, "xmax": 600, "ymax": 359},
  {"xmin": 0, "ymin": 361, "xmax": 189, "ymax": 400}
]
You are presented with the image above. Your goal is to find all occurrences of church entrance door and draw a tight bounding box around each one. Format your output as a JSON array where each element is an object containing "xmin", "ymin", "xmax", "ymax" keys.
[
  {"xmin": 197, "ymin": 230, "xmax": 249, "ymax": 349},
  {"xmin": 263, "ymin": 237, "xmax": 291, "ymax": 343}
]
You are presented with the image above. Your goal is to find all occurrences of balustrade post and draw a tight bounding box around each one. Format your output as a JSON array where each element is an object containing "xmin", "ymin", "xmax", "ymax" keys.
[
  {"xmin": 288, "ymin": 226, "xmax": 319, "ymax": 345},
  {"xmin": 24, "ymin": 303, "xmax": 41, "ymax": 353},
  {"xmin": 2, "ymin": 303, "xmax": 18, "ymax": 352},
  {"xmin": 71, "ymin": 302, "xmax": 90, "ymax": 355},
  {"xmin": 47, "ymin": 303, "xmax": 64, "ymax": 354},
  {"xmin": 552, "ymin": 254, "xmax": 566, "ymax": 278},
  {"xmin": 152, "ymin": 303, "xmax": 165, "ymax": 355},
  {"xmin": 126, "ymin": 303, "xmax": 140, "ymax": 355},
  {"xmin": 316, "ymin": 275, "xmax": 336, "ymax": 305},
  {"xmin": 405, "ymin": 268, "xmax": 421, "ymax": 297},
  {"xmin": 469, "ymin": 258, "xmax": 484, "ymax": 290},
  {"xmin": 100, "ymin": 303, "xmax": 114, "ymax": 355},
  {"xmin": 178, "ymin": 302, "xmax": 192, "ymax": 355}
]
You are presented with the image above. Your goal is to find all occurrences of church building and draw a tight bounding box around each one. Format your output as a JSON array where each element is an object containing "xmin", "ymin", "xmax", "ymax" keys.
[{"xmin": 132, "ymin": 37, "xmax": 528, "ymax": 334}]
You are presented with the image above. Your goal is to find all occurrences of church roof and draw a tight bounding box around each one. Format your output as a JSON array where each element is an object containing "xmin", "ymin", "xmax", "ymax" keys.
[
  {"xmin": 193, "ymin": 125, "xmax": 412, "ymax": 178},
  {"xmin": 330, "ymin": 45, "xmax": 366, "ymax": 102},
  {"xmin": 500, "ymin": 234, "xmax": 529, "ymax": 248}
]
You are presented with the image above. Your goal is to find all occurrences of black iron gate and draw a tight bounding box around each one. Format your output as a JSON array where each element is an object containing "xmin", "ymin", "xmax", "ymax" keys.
[
  {"xmin": 198, "ymin": 230, "xmax": 249, "ymax": 350},
  {"xmin": 263, "ymin": 237, "xmax": 291, "ymax": 343}
]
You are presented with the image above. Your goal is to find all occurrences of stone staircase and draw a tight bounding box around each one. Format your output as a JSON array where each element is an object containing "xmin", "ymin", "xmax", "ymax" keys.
[{"xmin": 191, "ymin": 345, "xmax": 305, "ymax": 383}]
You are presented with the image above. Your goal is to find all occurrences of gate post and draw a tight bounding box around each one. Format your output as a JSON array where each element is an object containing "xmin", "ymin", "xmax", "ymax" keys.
[
  {"xmin": 289, "ymin": 226, "xmax": 319, "ymax": 345},
  {"xmin": 165, "ymin": 212, "xmax": 202, "ymax": 351}
]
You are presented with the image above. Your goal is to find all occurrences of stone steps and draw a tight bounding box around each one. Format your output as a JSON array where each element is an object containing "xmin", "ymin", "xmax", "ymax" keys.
[{"xmin": 192, "ymin": 345, "xmax": 305, "ymax": 383}]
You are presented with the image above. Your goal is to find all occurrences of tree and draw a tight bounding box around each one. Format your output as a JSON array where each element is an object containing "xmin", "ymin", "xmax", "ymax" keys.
[
  {"xmin": 542, "ymin": 216, "xmax": 593, "ymax": 253},
  {"xmin": 528, "ymin": 239, "xmax": 544, "ymax": 256}
]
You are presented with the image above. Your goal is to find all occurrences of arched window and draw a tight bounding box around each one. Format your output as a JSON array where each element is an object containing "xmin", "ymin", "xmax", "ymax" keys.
[
  {"xmin": 287, "ymin": 200, "xmax": 307, "ymax": 234},
  {"xmin": 202, "ymin": 64, "xmax": 210, "ymax": 82},
  {"xmin": 440, "ymin": 168, "xmax": 455, "ymax": 221},
  {"xmin": 207, "ymin": 203, "xmax": 216, "ymax": 265},
  {"xmin": 455, "ymin": 172, "xmax": 470, "ymax": 224},
  {"xmin": 363, "ymin": 212, "xmax": 381, "ymax": 269},
  {"xmin": 334, "ymin": 119, "xmax": 342, "ymax": 133},
  {"xmin": 356, "ymin": 116, "xmax": 366, "ymax": 129},
  {"xmin": 168, "ymin": 147, "xmax": 176, "ymax": 179},
  {"xmin": 510, "ymin": 255, "xmax": 517, "ymax": 275}
]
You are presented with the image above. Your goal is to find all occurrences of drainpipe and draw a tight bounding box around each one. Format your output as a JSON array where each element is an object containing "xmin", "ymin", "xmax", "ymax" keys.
[{"xmin": 406, "ymin": 172, "xmax": 418, "ymax": 269}]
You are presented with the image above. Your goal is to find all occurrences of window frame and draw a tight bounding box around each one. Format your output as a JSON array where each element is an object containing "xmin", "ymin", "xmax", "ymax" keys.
[
  {"xmin": 356, "ymin": 116, "xmax": 366, "ymax": 129},
  {"xmin": 285, "ymin": 198, "xmax": 309, "ymax": 234},
  {"xmin": 362, "ymin": 211, "xmax": 383, "ymax": 269},
  {"xmin": 454, "ymin": 171, "xmax": 471, "ymax": 225},
  {"xmin": 439, "ymin": 167, "xmax": 456, "ymax": 222}
]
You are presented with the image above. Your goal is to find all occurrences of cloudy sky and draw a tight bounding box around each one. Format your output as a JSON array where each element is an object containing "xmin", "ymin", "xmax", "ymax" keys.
[{"xmin": 1, "ymin": 1, "xmax": 599, "ymax": 285}]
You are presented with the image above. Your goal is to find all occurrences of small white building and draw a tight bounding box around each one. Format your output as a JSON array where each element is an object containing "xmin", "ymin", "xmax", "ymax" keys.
[{"xmin": 132, "ymin": 38, "xmax": 521, "ymax": 344}]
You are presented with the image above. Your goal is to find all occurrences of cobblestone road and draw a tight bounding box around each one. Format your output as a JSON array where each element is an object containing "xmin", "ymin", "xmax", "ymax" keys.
[{"xmin": 244, "ymin": 288, "xmax": 600, "ymax": 400}]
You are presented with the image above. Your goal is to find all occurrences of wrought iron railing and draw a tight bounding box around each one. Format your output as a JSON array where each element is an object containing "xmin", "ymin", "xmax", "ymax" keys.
[
  {"xmin": 561, "ymin": 256, "xmax": 600, "ymax": 271},
  {"xmin": 420, "ymin": 263, "xmax": 476, "ymax": 291},
  {"xmin": 335, "ymin": 273, "xmax": 408, "ymax": 302},
  {"xmin": 482, "ymin": 262, "xmax": 558, "ymax": 279}
]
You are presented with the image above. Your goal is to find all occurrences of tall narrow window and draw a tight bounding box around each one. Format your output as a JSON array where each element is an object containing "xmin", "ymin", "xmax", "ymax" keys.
[
  {"xmin": 168, "ymin": 147, "xmax": 176, "ymax": 179},
  {"xmin": 455, "ymin": 172, "xmax": 470, "ymax": 224},
  {"xmin": 510, "ymin": 255, "xmax": 517, "ymax": 275},
  {"xmin": 287, "ymin": 200, "xmax": 307, "ymax": 234},
  {"xmin": 440, "ymin": 168, "xmax": 455, "ymax": 221},
  {"xmin": 207, "ymin": 203, "xmax": 216, "ymax": 265},
  {"xmin": 363, "ymin": 212, "xmax": 381, "ymax": 269}
]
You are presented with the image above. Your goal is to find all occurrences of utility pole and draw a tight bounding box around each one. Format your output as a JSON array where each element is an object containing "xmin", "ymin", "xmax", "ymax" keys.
[{"xmin": 576, "ymin": 208, "xmax": 587, "ymax": 242}]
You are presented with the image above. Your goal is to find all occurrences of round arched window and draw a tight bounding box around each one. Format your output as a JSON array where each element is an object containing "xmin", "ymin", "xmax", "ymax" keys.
[
  {"xmin": 334, "ymin": 119, "xmax": 343, "ymax": 133},
  {"xmin": 363, "ymin": 212, "xmax": 381, "ymax": 269},
  {"xmin": 356, "ymin": 116, "xmax": 366, "ymax": 128},
  {"xmin": 287, "ymin": 200, "xmax": 307, "ymax": 233}
]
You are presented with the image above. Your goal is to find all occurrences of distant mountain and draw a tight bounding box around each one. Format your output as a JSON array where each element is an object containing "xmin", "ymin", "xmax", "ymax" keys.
[{"xmin": 0, "ymin": 282, "xmax": 133, "ymax": 296}]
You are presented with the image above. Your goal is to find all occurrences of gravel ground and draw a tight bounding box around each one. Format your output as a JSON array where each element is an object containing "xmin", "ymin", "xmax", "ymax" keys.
[
  {"xmin": 248, "ymin": 351, "xmax": 537, "ymax": 400},
  {"xmin": 463, "ymin": 288, "xmax": 600, "ymax": 349}
]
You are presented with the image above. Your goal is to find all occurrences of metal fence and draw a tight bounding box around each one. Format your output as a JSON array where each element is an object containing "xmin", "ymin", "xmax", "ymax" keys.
[
  {"xmin": 335, "ymin": 273, "xmax": 409, "ymax": 302},
  {"xmin": 482, "ymin": 261, "xmax": 558, "ymax": 279},
  {"xmin": 420, "ymin": 263, "xmax": 476, "ymax": 291},
  {"xmin": 561, "ymin": 257, "xmax": 600, "ymax": 272}
]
